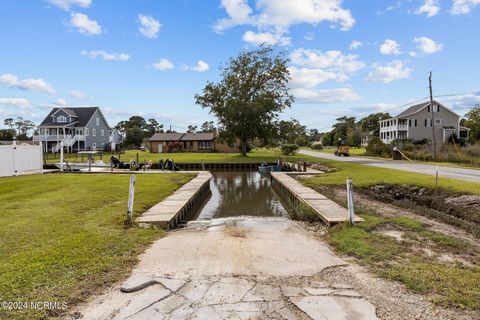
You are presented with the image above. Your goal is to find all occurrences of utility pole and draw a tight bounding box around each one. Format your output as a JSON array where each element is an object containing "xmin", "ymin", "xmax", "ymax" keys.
[{"xmin": 429, "ymin": 72, "xmax": 437, "ymax": 160}]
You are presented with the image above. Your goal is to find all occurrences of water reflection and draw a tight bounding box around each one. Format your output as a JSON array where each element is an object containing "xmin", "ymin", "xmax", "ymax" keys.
[{"xmin": 196, "ymin": 171, "xmax": 289, "ymax": 220}]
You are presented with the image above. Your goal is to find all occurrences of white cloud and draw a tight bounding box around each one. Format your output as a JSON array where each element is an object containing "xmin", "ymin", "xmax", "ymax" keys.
[
  {"xmin": 437, "ymin": 92, "xmax": 480, "ymax": 114},
  {"xmin": 292, "ymin": 87, "xmax": 361, "ymax": 104},
  {"xmin": 69, "ymin": 89, "xmax": 90, "ymax": 99},
  {"xmin": 0, "ymin": 73, "xmax": 56, "ymax": 94},
  {"xmin": 365, "ymin": 61, "xmax": 412, "ymax": 83},
  {"xmin": 451, "ymin": 0, "xmax": 480, "ymax": 15},
  {"xmin": 81, "ymin": 50, "xmax": 130, "ymax": 61},
  {"xmin": 349, "ymin": 40, "xmax": 362, "ymax": 50},
  {"xmin": 70, "ymin": 12, "xmax": 102, "ymax": 35},
  {"xmin": 380, "ymin": 39, "xmax": 402, "ymax": 55},
  {"xmin": 53, "ymin": 98, "xmax": 68, "ymax": 106},
  {"xmin": 138, "ymin": 14, "xmax": 161, "ymax": 38},
  {"xmin": 46, "ymin": 0, "xmax": 91, "ymax": 10},
  {"xmin": 153, "ymin": 58, "xmax": 174, "ymax": 71},
  {"xmin": 408, "ymin": 51, "xmax": 417, "ymax": 57},
  {"xmin": 414, "ymin": 36, "xmax": 443, "ymax": 54},
  {"xmin": 291, "ymin": 48, "xmax": 365, "ymax": 74},
  {"xmin": 184, "ymin": 60, "xmax": 209, "ymax": 72},
  {"xmin": 214, "ymin": 0, "xmax": 355, "ymax": 45},
  {"xmin": 415, "ymin": 0, "xmax": 440, "ymax": 17},
  {"xmin": 289, "ymin": 67, "xmax": 338, "ymax": 88},
  {"xmin": 0, "ymin": 98, "xmax": 31, "ymax": 108},
  {"xmin": 242, "ymin": 30, "xmax": 290, "ymax": 45},
  {"xmin": 304, "ymin": 32, "xmax": 315, "ymax": 41}
]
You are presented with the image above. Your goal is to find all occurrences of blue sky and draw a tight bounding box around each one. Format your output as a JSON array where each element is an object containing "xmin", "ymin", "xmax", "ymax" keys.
[{"xmin": 0, "ymin": 0, "xmax": 479, "ymax": 132}]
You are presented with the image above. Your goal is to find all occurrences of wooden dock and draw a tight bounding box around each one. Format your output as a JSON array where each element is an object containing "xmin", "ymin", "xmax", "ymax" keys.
[
  {"xmin": 137, "ymin": 171, "xmax": 212, "ymax": 229},
  {"xmin": 271, "ymin": 172, "xmax": 363, "ymax": 226}
]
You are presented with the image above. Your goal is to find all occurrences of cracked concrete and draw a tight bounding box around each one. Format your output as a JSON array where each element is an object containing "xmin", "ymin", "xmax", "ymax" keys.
[{"xmin": 71, "ymin": 217, "xmax": 379, "ymax": 320}]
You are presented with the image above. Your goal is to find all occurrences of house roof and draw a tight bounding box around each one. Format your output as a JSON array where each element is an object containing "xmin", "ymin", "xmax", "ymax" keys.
[
  {"xmin": 181, "ymin": 132, "xmax": 215, "ymax": 141},
  {"xmin": 149, "ymin": 132, "xmax": 216, "ymax": 142},
  {"xmin": 149, "ymin": 132, "xmax": 184, "ymax": 141},
  {"xmin": 396, "ymin": 101, "xmax": 430, "ymax": 118},
  {"xmin": 39, "ymin": 107, "xmax": 99, "ymax": 127}
]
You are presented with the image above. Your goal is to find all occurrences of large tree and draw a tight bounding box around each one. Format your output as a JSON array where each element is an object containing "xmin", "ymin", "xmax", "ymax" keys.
[
  {"xmin": 195, "ymin": 46, "xmax": 294, "ymax": 155},
  {"xmin": 463, "ymin": 104, "xmax": 480, "ymax": 143},
  {"xmin": 115, "ymin": 116, "xmax": 163, "ymax": 147},
  {"xmin": 277, "ymin": 118, "xmax": 307, "ymax": 144},
  {"xmin": 358, "ymin": 112, "xmax": 391, "ymax": 137}
]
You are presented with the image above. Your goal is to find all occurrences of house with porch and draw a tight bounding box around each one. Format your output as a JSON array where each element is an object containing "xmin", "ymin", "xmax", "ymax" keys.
[
  {"xmin": 34, "ymin": 107, "xmax": 120, "ymax": 153},
  {"xmin": 149, "ymin": 132, "xmax": 241, "ymax": 153},
  {"xmin": 379, "ymin": 100, "xmax": 470, "ymax": 145}
]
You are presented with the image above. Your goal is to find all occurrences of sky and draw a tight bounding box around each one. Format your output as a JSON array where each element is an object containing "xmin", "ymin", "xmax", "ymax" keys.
[{"xmin": 0, "ymin": 0, "xmax": 479, "ymax": 132}]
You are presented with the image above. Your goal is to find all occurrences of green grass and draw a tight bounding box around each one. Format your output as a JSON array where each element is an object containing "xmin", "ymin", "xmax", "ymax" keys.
[
  {"xmin": 302, "ymin": 159, "xmax": 480, "ymax": 195},
  {"xmin": 0, "ymin": 173, "xmax": 194, "ymax": 320},
  {"xmin": 325, "ymin": 213, "xmax": 480, "ymax": 310},
  {"xmin": 46, "ymin": 148, "xmax": 321, "ymax": 164}
]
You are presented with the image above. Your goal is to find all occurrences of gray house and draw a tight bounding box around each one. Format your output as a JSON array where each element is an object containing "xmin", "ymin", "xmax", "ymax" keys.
[
  {"xmin": 34, "ymin": 107, "xmax": 121, "ymax": 153},
  {"xmin": 379, "ymin": 101, "xmax": 470, "ymax": 145}
]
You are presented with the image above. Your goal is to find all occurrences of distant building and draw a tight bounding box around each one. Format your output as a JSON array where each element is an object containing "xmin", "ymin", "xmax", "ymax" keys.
[
  {"xmin": 34, "ymin": 107, "xmax": 121, "ymax": 153},
  {"xmin": 379, "ymin": 101, "xmax": 470, "ymax": 145},
  {"xmin": 149, "ymin": 132, "xmax": 241, "ymax": 153}
]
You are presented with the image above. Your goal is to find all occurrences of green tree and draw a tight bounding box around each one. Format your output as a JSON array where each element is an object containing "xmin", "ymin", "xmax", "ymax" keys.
[
  {"xmin": 358, "ymin": 112, "xmax": 391, "ymax": 137},
  {"xmin": 346, "ymin": 126, "xmax": 362, "ymax": 147},
  {"xmin": 321, "ymin": 132, "xmax": 333, "ymax": 146},
  {"xmin": 332, "ymin": 116, "xmax": 356, "ymax": 140},
  {"xmin": 187, "ymin": 125, "xmax": 198, "ymax": 133},
  {"xmin": 0, "ymin": 129, "xmax": 15, "ymax": 141},
  {"xmin": 463, "ymin": 104, "xmax": 480, "ymax": 143},
  {"xmin": 195, "ymin": 46, "xmax": 294, "ymax": 155},
  {"xmin": 277, "ymin": 119, "xmax": 306, "ymax": 144},
  {"xmin": 4, "ymin": 118, "xmax": 14, "ymax": 130},
  {"xmin": 115, "ymin": 116, "xmax": 163, "ymax": 147},
  {"xmin": 200, "ymin": 121, "xmax": 216, "ymax": 133}
]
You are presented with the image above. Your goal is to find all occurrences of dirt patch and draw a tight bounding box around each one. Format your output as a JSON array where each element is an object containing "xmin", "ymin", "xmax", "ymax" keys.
[{"xmin": 225, "ymin": 225, "xmax": 247, "ymax": 238}]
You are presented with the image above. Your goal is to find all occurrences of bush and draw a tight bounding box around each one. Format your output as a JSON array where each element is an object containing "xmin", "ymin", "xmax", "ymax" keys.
[
  {"xmin": 366, "ymin": 137, "xmax": 392, "ymax": 158},
  {"xmin": 311, "ymin": 142, "xmax": 323, "ymax": 149},
  {"xmin": 281, "ymin": 144, "xmax": 299, "ymax": 155}
]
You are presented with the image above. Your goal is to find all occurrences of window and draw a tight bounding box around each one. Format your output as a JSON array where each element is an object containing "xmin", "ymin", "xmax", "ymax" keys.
[
  {"xmin": 425, "ymin": 119, "xmax": 432, "ymax": 127},
  {"xmin": 435, "ymin": 105, "xmax": 440, "ymax": 112},
  {"xmin": 85, "ymin": 128, "xmax": 89, "ymax": 136},
  {"xmin": 408, "ymin": 119, "xmax": 412, "ymax": 127},
  {"xmin": 92, "ymin": 129, "xmax": 96, "ymax": 137},
  {"xmin": 435, "ymin": 118, "xmax": 441, "ymax": 125},
  {"xmin": 57, "ymin": 116, "xmax": 67, "ymax": 123},
  {"xmin": 101, "ymin": 129, "xmax": 104, "ymax": 136},
  {"xmin": 198, "ymin": 141, "xmax": 212, "ymax": 150},
  {"xmin": 414, "ymin": 119, "xmax": 417, "ymax": 127},
  {"xmin": 427, "ymin": 105, "xmax": 430, "ymax": 112},
  {"xmin": 96, "ymin": 118, "xmax": 100, "ymax": 126}
]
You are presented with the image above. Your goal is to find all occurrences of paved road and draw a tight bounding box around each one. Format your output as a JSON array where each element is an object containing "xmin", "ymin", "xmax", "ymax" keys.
[
  {"xmin": 75, "ymin": 217, "xmax": 379, "ymax": 319},
  {"xmin": 300, "ymin": 150, "xmax": 480, "ymax": 183}
]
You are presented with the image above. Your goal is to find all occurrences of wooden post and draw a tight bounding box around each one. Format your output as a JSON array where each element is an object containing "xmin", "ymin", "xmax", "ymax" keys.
[
  {"xmin": 346, "ymin": 178, "xmax": 355, "ymax": 225},
  {"xmin": 136, "ymin": 153, "xmax": 139, "ymax": 165},
  {"xmin": 127, "ymin": 175, "xmax": 136, "ymax": 225},
  {"xmin": 303, "ymin": 161, "xmax": 307, "ymax": 172},
  {"xmin": 435, "ymin": 166, "xmax": 439, "ymax": 187}
]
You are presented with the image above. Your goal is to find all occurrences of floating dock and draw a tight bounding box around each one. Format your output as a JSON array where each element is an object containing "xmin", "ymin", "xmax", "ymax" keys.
[
  {"xmin": 271, "ymin": 172, "xmax": 363, "ymax": 226},
  {"xmin": 137, "ymin": 171, "xmax": 212, "ymax": 229}
]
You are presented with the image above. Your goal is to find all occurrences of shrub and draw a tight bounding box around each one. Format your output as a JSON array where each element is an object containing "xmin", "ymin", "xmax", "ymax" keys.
[
  {"xmin": 311, "ymin": 142, "xmax": 323, "ymax": 150},
  {"xmin": 366, "ymin": 136, "xmax": 392, "ymax": 158},
  {"xmin": 281, "ymin": 144, "xmax": 299, "ymax": 155}
]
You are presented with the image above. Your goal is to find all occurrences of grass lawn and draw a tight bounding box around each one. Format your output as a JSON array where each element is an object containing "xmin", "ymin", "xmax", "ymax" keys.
[
  {"xmin": 312, "ymin": 147, "xmax": 366, "ymax": 156},
  {"xmin": 0, "ymin": 173, "xmax": 194, "ymax": 320},
  {"xmin": 46, "ymin": 148, "xmax": 320, "ymax": 164},
  {"xmin": 323, "ymin": 210, "xmax": 480, "ymax": 310}
]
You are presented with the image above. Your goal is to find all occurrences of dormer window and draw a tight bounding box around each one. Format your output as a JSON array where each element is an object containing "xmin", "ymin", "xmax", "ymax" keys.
[{"xmin": 57, "ymin": 116, "xmax": 67, "ymax": 123}]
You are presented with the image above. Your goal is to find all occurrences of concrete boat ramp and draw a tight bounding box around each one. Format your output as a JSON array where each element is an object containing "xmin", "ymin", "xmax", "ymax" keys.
[{"xmin": 74, "ymin": 218, "xmax": 379, "ymax": 320}]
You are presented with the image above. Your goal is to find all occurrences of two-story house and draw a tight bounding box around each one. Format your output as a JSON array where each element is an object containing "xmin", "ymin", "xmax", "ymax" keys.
[
  {"xmin": 34, "ymin": 107, "xmax": 120, "ymax": 153},
  {"xmin": 379, "ymin": 100, "xmax": 470, "ymax": 145}
]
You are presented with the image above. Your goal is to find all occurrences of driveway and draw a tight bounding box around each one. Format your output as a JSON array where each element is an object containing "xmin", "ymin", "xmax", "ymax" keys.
[
  {"xmin": 73, "ymin": 217, "xmax": 379, "ymax": 320},
  {"xmin": 300, "ymin": 150, "xmax": 480, "ymax": 183}
]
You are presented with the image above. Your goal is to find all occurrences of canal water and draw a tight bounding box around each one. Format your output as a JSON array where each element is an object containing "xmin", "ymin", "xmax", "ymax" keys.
[{"xmin": 195, "ymin": 171, "xmax": 289, "ymax": 220}]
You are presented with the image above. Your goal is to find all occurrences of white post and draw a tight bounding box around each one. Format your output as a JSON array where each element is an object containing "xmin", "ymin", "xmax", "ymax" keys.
[
  {"xmin": 39, "ymin": 141, "xmax": 44, "ymax": 174},
  {"xmin": 60, "ymin": 140, "xmax": 64, "ymax": 172},
  {"xmin": 435, "ymin": 166, "xmax": 439, "ymax": 187},
  {"xmin": 127, "ymin": 175, "xmax": 136, "ymax": 224},
  {"xmin": 346, "ymin": 178, "xmax": 355, "ymax": 225}
]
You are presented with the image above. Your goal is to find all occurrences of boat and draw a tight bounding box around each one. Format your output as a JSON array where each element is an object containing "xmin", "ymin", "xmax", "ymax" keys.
[
  {"xmin": 54, "ymin": 160, "xmax": 110, "ymax": 171},
  {"xmin": 258, "ymin": 163, "xmax": 283, "ymax": 173}
]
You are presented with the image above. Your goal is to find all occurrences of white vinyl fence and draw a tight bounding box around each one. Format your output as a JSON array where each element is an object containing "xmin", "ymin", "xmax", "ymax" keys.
[{"xmin": 0, "ymin": 144, "xmax": 43, "ymax": 177}]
